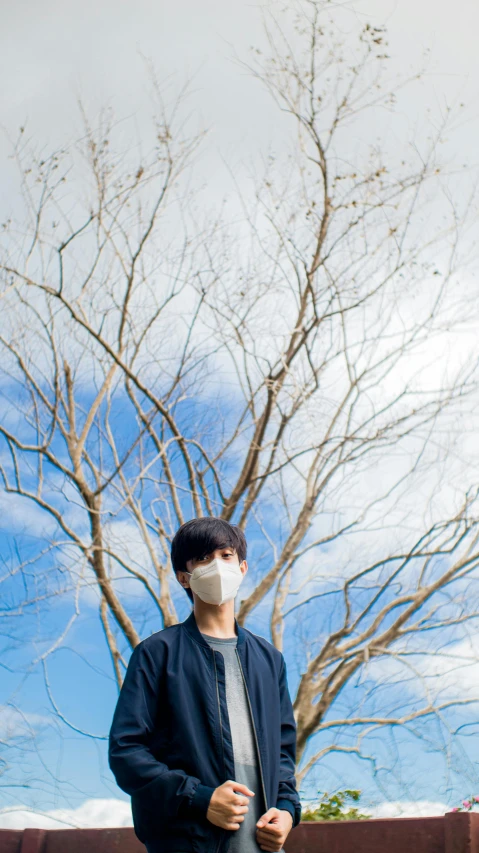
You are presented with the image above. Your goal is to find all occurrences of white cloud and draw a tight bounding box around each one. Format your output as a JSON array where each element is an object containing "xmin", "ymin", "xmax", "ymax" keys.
[
  {"xmin": 415, "ymin": 636, "xmax": 479, "ymax": 702},
  {"xmin": 0, "ymin": 798, "xmax": 133, "ymax": 830},
  {"xmin": 0, "ymin": 491, "xmax": 60, "ymax": 540},
  {"xmin": 0, "ymin": 706, "xmax": 50, "ymax": 739},
  {"xmin": 104, "ymin": 520, "xmax": 157, "ymax": 586},
  {"xmin": 368, "ymin": 799, "xmax": 448, "ymax": 818},
  {"xmin": 361, "ymin": 633, "xmax": 479, "ymax": 709}
]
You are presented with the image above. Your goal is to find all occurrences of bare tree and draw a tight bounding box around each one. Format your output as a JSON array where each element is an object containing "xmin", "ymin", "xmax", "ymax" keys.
[{"xmin": 1, "ymin": 0, "xmax": 479, "ymax": 808}]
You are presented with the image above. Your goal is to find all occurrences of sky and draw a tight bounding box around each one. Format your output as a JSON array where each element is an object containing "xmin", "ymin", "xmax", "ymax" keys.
[
  {"xmin": 1, "ymin": 0, "xmax": 479, "ymax": 831},
  {"xmin": 2, "ymin": 0, "xmax": 479, "ymax": 196}
]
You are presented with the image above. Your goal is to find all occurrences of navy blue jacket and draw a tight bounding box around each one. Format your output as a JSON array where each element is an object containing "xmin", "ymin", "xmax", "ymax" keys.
[{"xmin": 108, "ymin": 609, "xmax": 302, "ymax": 851}]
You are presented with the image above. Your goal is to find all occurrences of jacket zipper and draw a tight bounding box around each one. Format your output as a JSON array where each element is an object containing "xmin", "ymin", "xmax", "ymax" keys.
[
  {"xmin": 235, "ymin": 649, "xmax": 268, "ymax": 812},
  {"xmin": 213, "ymin": 651, "xmax": 226, "ymax": 853},
  {"xmin": 213, "ymin": 651, "xmax": 226, "ymax": 776}
]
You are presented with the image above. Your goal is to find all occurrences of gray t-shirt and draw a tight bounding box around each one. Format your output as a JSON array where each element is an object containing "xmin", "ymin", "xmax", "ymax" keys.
[{"xmin": 199, "ymin": 632, "xmax": 268, "ymax": 853}]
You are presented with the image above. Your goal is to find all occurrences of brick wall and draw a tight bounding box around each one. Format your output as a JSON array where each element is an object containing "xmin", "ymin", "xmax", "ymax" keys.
[{"xmin": 1, "ymin": 814, "xmax": 479, "ymax": 853}]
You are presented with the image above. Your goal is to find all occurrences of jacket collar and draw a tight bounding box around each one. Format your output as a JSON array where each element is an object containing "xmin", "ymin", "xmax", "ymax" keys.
[{"xmin": 182, "ymin": 608, "xmax": 246, "ymax": 648}]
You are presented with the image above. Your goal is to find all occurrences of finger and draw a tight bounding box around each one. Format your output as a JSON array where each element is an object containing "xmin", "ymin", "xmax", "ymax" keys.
[
  {"xmin": 226, "ymin": 820, "xmax": 242, "ymax": 830},
  {"xmin": 229, "ymin": 782, "xmax": 255, "ymax": 797},
  {"xmin": 256, "ymin": 831, "xmax": 282, "ymax": 843},
  {"xmin": 256, "ymin": 825, "xmax": 282, "ymax": 836},
  {"xmin": 256, "ymin": 808, "xmax": 279, "ymax": 827}
]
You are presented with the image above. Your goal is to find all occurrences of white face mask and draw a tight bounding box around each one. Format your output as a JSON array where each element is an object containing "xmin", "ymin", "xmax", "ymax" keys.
[{"xmin": 185, "ymin": 557, "xmax": 245, "ymax": 605}]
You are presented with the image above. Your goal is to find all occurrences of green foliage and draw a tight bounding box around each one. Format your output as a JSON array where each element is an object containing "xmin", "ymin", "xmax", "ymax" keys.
[{"xmin": 301, "ymin": 789, "xmax": 371, "ymax": 822}]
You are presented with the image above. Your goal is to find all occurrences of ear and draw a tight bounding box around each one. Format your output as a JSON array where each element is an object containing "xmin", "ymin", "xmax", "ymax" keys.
[
  {"xmin": 177, "ymin": 570, "xmax": 190, "ymax": 589},
  {"xmin": 240, "ymin": 560, "xmax": 248, "ymax": 576}
]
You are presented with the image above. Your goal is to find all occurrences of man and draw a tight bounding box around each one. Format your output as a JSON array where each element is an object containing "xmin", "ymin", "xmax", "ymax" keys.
[{"xmin": 108, "ymin": 517, "xmax": 302, "ymax": 853}]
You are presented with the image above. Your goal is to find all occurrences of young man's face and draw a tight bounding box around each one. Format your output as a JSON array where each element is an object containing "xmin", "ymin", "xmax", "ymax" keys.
[{"xmin": 178, "ymin": 546, "xmax": 248, "ymax": 593}]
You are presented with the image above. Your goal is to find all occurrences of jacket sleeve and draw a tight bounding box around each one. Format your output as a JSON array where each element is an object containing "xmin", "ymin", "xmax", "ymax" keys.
[
  {"xmin": 275, "ymin": 654, "xmax": 302, "ymax": 828},
  {"xmin": 108, "ymin": 641, "xmax": 216, "ymax": 820}
]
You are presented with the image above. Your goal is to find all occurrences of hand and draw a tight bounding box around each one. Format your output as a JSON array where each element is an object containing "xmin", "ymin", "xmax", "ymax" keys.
[
  {"xmin": 206, "ymin": 780, "xmax": 255, "ymax": 830},
  {"xmin": 255, "ymin": 808, "xmax": 293, "ymax": 851}
]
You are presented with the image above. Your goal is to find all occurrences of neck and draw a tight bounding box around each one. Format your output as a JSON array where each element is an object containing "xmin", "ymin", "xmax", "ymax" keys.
[{"xmin": 193, "ymin": 598, "xmax": 237, "ymax": 638}]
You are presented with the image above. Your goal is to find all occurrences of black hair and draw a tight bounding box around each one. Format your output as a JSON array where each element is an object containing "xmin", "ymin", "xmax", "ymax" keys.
[{"xmin": 171, "ymin": 517, "xmax": 247, "ymax": 604}]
